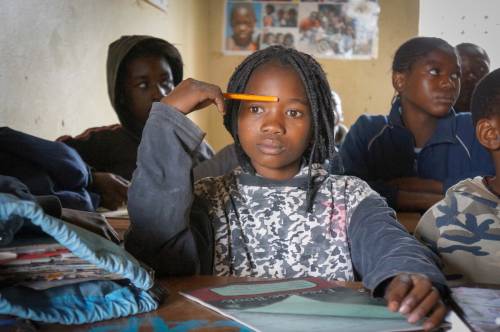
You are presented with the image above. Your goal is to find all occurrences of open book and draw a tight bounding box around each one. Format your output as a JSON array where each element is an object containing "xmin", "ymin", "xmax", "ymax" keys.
[
  {"xmin": 452, "ymin": 287, "xmax": 500, "ymax": 332},
  {"xmin": 180, "ymin": 277, "xmax": 427, "ymax": 332}
]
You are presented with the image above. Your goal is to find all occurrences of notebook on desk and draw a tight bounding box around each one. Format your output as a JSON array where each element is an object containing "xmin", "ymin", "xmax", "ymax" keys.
[
  {"xmin": 451, "ymin": 286, "xmax": 500, "ymax": 332},
  {"xmin": 180, "ymin": 277, "xmax": 434, "ymax": 332}
]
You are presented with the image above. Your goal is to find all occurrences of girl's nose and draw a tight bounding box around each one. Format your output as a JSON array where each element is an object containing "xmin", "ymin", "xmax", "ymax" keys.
[
  {"xmin": 261, "ymin": 111, "xmax": 285, "ymax": 135},
  {"xmin": 441, "ymin": 76, "xmax": 456, "ymax": 89}
]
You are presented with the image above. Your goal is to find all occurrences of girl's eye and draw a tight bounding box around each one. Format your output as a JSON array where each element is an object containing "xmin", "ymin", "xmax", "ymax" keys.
[
  {"xmin": 429, "ymin": 68, "xmax": 439, "ymax": 76},
  {"xmin": 450, "ymin": 72, "xmax": 460, "ymax": 80},
  {"xmin": 249, "ymin": 106, "xmax": 264, "ymax": 114},
  {"xmin": 286, "ymin": 109, "xmax": 303, "ymax": 118},
  {"xmin": 138, "ymin": 82, "xmax": 148, "ymax": 89}
]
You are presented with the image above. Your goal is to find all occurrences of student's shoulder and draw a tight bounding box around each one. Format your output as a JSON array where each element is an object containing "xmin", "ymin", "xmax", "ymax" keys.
[
  {"xmin": 326, "ymin": 174, "xmax": 378, "ymax": 202},
  {"xmin": 349, "ymin": 113, "xmax": 389, "ymax": 135},
  {"xmin": 194, "ymin": 168, "xmax": 239, "ymax": 198},
  {"xmin": 446, "ymin": 176, "xmax": 498, "ymax": 202},
  {"xmin": 453, "ymin": 112, "xmax": 475, "ymax": 135}
]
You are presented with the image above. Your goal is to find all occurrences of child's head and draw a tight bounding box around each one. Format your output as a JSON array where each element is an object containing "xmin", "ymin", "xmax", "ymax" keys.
[
  {"xmin": 471, "ymin": 68, "xmax": 500, "ymax": 157},
  {"xmin": 283, "ymin": 33, "xmax": 294, "ymax": 48},
  {"xmin": 230, "ymin": 3, "xmax": 257, "ymax": 48},
  {"xmin": 392, "ymin": 37, "xmax": 461, "ymax": 119},
  {"xmin": 108, "ymin": 35, "xmax": 183, "ymax": 136},
  {"xmin": 263, "ymin": 32, "xmax": 274, "ymax": 45},
  {"xmin": 265, "ymin": 4, "xmax": 274, "ymax": 15},
  {"xmin": 223, "ymin": 45, "xmax": 337, "ymax": 181},
  {"xmin": 455, "ymin": 43, "xmax": 490, "ymax": 112}
]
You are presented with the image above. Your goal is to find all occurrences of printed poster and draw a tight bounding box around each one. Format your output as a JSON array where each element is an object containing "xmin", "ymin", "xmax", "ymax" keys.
[{"xmin": 223, "ymin": 0, "xmax": 380, "ymax": 59}]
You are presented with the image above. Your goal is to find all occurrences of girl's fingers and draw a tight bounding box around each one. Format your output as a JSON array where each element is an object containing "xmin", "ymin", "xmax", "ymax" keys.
[
  {"xmin": 385, "ymin": 273, "xmax": 412, "ymax": 312},
  {"xmin": 406, "ymin": 286, "xmax": 440, "ymax": 323},
  {"xmin": 195, "ymin": 83, "xmax": 225, "ymax": 114},
  {"xmin": 398, "ymin": 275, "xmax": 433, "ymax": 314},
  {"xmin": 423, "ymin": 300, "xmax": 448, "ymax": 331},
  {"xmin": 161, "ymin": 78, "xmax": 224, "ymax": 114}
]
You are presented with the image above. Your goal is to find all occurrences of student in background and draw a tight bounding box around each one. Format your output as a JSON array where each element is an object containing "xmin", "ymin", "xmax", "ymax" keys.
[
  {"xmin": 126, "ymin": 46, "xmax": 448, "ymax": 330},
  {"xmin": 226, "ymin": 3, "xmax": 258, "ymax": 51},
  {"xmin": 340, "ymin": 37, "xmax": 494, "ymax": 212},
  {"xmin": 416, "ymin": 68, "xmax": 500, "ymax": 285},
  {"xmin": 454, "ymin": 43, "xmax": 490, "ymax": 113},
  {"xmin": 263, "ymin": 4, "xmax": 276, "ymax": 27},
  {"xmin": 58, "ymin": 35, "xmax": 213, "ymax": 209}
]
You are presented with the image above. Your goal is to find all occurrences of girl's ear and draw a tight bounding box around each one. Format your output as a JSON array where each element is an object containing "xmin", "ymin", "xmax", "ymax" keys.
[
  {"xmin": 392, "ymin": 71, "xmax": 406, "ymax": 93},
  {"xmin": 476, "ymin": 117, "xmax": 500, "ymax": 151}
]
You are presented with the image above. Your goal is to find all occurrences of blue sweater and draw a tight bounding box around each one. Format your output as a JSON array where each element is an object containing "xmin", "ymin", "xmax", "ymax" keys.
[
  {"xmin": 0, "ymin": 127, "xmax": 96, "ymax": 211},
  {"xmin": 339, "ymin": 100, "xmax": 494, "ymax": 209}
]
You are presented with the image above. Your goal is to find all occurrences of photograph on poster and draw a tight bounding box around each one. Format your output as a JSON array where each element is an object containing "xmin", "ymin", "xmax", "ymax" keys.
[
  {"xmin": 223, "ymin": 0, "xmax": 379, "ymax": 59},
  {"xmin": 225, "ymin": 2, "xmax": 262, "ymax": 53}
]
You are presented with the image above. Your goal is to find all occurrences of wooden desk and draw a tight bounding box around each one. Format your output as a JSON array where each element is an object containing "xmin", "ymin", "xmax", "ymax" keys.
[
  {"xmin": 41, "ymin": 276, "xmax": 361, "ymax": 331},
  {"xmin": 396, "ymin": 212, "xmax": 421, "ymax": 233},
  {"xmin": 106, "ymin": 217, "xmax": 130, "ymax": 242},
  {"xmin": 109, "ymin": 213, "xmax": 422, "ymax": 237}
]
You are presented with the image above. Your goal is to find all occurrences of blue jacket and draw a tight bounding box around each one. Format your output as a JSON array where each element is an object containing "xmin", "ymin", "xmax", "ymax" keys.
[
  {"xmin": 0, "ymin": 127, "xmax": 96, "ymax": 211},
  {"xmin": 0, "ymin": 193, "xmax": 162, "ymax": 324},
  {"xmin": 339, "ymin": 100, "xmax": 494, "ymax": 209}
]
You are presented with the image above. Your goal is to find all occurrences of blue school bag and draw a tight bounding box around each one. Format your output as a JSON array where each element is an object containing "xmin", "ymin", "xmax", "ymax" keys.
[{"xmin": 0, "ymin": 193, "xmax": 163, "ymax": 324}]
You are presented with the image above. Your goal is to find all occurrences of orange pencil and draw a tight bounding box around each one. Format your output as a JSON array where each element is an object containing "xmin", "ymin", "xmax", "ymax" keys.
[{"xmin": 223, "ymin": 93, "xmax": 278, "ymax": 102}]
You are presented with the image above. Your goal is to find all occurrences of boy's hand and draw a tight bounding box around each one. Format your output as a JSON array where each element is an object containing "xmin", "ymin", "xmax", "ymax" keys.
[
  {"xmin": 92, "ymin": 172, "xmax": 129, "ymax": 210},
  {"xmin": 160, "ymin": 78, "xmax": 225, "ymax": 115},
  {"xmin": 385, "ymin": 273, "xmax": 447, "ymax": 331}
]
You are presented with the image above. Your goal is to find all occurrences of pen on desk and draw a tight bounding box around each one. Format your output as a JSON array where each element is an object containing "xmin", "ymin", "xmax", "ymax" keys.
[{"xmin": 223, "ymin": 93, "xmax": 279, "ymax": 102}]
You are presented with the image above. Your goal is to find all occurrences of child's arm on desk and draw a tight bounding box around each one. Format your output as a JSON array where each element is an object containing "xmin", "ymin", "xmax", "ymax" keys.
[
  {"xmin": 387, "ymin": 177, "xmax": 444, "ymax": 211},
  {"xmin": 348, "ymin": 189, "xmax": 448, "ymax": 331}
]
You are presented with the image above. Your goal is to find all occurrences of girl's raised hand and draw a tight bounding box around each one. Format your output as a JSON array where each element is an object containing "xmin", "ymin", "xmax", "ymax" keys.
[
  {"xmin": 385, "ymin": 273, "xmax": 448, "ymax": 331},
  {"xmin": 160, "ymin": 78, "xmax": 225, "ymax": 115}
]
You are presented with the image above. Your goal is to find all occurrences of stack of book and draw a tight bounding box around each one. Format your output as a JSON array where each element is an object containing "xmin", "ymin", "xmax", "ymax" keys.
[{"xmin": 0, "ymin": 234, "xmax": 120, "ymax": 290}]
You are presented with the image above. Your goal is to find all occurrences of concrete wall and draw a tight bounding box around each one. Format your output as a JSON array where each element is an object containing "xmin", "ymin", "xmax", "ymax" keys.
[
  {"xmin": 0, "ymin": 0, "xmax": 211, "ymax": 139},
  {"xmin": 419, "ymin": 0, "xmax": 500, "ymax": 69}
]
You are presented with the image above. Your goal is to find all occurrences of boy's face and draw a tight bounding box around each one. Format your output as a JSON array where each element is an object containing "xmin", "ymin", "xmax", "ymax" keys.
[
  {"xmin": 123, "ymin": 55, "xmax": 174, "ymax": 126},
  {"xmin": 456, "ymin": 47, "xmax": 490, "ymax": 111},
  {"xmin": 395, "ymin": 49, "xmax": 461, "ymax": 118},
  {"xmin": 237, "ymin": 62, "xmax": 312, "ymax": 181},
  {"xmin": 231, "ymin": 6, "xmax": 256, "ymax": 47}
]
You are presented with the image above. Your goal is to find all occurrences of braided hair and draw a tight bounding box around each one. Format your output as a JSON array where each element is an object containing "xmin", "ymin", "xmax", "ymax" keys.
[{"xmin": 223, "ymin": 45, "xmax": 339, "ymax": 211}]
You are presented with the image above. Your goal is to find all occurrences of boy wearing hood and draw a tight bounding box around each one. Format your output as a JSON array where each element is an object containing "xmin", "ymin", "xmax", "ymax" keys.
[{"xmin": 59, "ymin": 35, "xmax": 213, "ymax": 209}]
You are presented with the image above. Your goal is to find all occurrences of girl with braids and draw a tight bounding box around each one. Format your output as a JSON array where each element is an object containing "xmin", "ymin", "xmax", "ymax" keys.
[
  {"xmin": 340, "ymin": 37, "xmax": 493, "ymax": 212},
  {"xmin": 126, "ymin": 46, "xmax": 447, "ymax": 330}
]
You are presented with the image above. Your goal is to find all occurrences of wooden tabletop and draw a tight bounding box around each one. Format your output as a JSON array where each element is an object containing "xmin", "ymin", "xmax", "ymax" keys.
[
  {"xmin": 41, "ymin": 276, "xmax": 361, "ymax": 331},
  {"xmin": 395, "ymin": 212, "xmax": 421, "ymax": 234},
  {"xmin": 107, "ymin": 211, "xmax": 422, "ymax": 243}
]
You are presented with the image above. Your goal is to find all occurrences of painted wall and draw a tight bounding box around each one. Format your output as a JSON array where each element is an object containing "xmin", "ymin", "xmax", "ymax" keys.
[
  {"xmin": 203, "ymin": 0, "xmax": 420, "ymax": 151},
  {"xmin": 0, "ymin": 0, "xmax": 211, "ymax": 139},
  {"xmin": 419, "ymin": 0, "xmax": 500, "ymax": 69}
]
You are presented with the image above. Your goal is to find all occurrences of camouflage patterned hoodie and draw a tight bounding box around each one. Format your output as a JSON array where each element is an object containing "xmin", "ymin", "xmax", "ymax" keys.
[{"xmin": 416, "ymin": 177, "xmax": 500, "ymax": 286}]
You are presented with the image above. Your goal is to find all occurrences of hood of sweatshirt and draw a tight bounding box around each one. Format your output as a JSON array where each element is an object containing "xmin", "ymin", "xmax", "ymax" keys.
[{"xmin": 106, "ymin": 35, "xmax": 183, "ymax": 137}]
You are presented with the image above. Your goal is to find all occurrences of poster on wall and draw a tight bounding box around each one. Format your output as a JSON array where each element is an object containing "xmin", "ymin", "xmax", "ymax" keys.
[{"xmin": 223, "ymin": 0, "xmax": 380, "ymax": 59}]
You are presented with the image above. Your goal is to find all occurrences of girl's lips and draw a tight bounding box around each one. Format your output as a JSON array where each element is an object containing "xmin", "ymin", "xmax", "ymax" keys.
[{"xmin": 257, "ymin": 141, "xmax": 284, "ymax": 155}]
